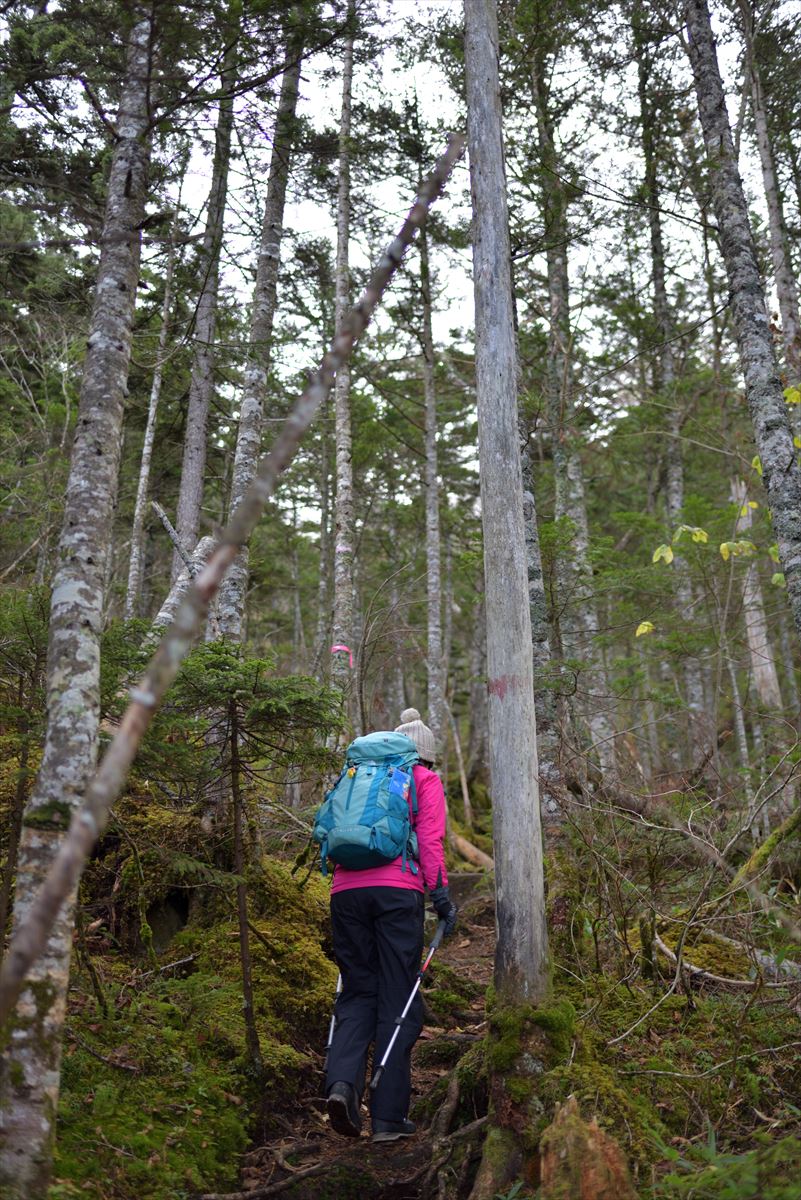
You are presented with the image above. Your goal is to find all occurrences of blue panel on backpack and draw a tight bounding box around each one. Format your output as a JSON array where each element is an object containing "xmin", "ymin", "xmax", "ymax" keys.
[{"xmin": 313, "ymin": 731, "xmax": 420, "ymax": 876}]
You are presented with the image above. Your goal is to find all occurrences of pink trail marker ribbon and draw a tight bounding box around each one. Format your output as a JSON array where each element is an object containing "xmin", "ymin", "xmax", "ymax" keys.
[{"xmin": 330, "ymin": 643, "xmax": 354, "ymax": 669}]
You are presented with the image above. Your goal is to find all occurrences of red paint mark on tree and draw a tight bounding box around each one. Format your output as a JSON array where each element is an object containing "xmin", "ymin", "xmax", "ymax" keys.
[{"xmin": 487, "ymin": 674, "xmax": 522, "ymax": 699}]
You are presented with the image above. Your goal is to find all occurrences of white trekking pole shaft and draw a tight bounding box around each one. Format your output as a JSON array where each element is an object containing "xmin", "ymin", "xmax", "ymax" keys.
[
  {"xmin": 370, "ymin": 921, "xmax": 446, "ymax": 1091},
  {"xmin": 324, "ymin": 973, "xmax": 343, "ymax": 1071}
]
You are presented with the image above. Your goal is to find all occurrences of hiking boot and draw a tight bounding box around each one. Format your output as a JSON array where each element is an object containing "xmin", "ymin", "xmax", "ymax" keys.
[
  {"xmin": 372, "ymin": 1118, "xmax": 416, "ymax": 1143},
  {"xmin": 327, "ymin": 1081, "xmax": 362, "ymax": 1138}
]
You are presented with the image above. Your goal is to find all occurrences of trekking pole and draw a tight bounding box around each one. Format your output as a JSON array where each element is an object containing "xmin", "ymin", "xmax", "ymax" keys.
[
  {"xmin": 370, "ymin": 920, "xmax": 446, "ymax": 1091},
  {"xmin": 323, "ymin": 973, "xmax": 342, "ymax": 1071}
]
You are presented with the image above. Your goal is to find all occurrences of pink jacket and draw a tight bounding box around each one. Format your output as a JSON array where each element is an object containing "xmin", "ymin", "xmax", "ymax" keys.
[{"xmin": 330, "ymin": 763, "xmax": 449, "ymax": 895}]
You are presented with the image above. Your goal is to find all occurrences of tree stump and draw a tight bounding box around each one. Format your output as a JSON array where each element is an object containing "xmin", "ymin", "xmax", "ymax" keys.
[{"xmin": 540, "ymin": 1095, "xmax": 638, "ymax": 1200}]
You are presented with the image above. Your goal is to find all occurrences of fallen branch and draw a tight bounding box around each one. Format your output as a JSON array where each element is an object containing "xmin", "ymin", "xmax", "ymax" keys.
[
  {"xmin": 198, "ymin": 1157, "xmax": 330, "ymax": 1200},
  {"xmin": 653, "ymin": 932, "xmax": 799, "ymax": 991},
  {"xmin": 66, "ymin": 1028, "xmax": 140, "ymax": 1073},
  {"xmin": 449, "ymin": 830, "xmax": 494, "ymax": 871},
  {"xmin": 0, "ymin": 134, "xmax": 466, "ymax": 1025}
]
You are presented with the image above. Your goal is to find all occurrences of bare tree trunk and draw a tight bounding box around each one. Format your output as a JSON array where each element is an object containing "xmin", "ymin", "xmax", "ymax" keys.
[
  {"xmin": 465, "ymin": 0, "xmax": 547, "ymax": 1002},
  {"xmin": 217, "ymin": 42, "xmax": 302, "ymax": 639},
  {"xmin": 685, "ymin": 0, "xmax": 801, "ymax": 646},
  {"xmin": 465, "ymin": 2, "xmax": 549, "ymax": 1191},
  {"xmin": 732, "ymin": 479, "xmax": 783, "ymax": 709},
  {"xmin": 636, "ymin": 14, "xmax": 707, "ymax": 760},
  {"xmin": 530, "ymin": 46, "xmax": 616, "ymax": 779},
  {"xmin": 172, "ymin": 24, "xmax": 237, "ymax": 580},
  {"xmin": 737, "ymin": 0, "xmax": 801, "ymax": 385},
  {"xmin": 420, "ymin": 224, "xmax": 445, "ymax": 754},
  {"xmin": 125, "ymin": 221, "xmax": 178, "ymax": 618},
  {"xmin": 330, "ymin": 1, "xmax": 356, "ymax": 714},
  {"xmin": 778, "ymin": 608, "xmax": 800, "ymax": 712},
  {"xmin": 0, "ymin": 12, "xmax": 153, "ymax": 1195}
]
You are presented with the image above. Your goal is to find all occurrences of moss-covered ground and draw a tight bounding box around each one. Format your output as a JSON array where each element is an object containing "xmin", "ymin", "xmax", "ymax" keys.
[{"xmin": 49, "ymin": 858, "xmax": 337, "ymax": 1200}]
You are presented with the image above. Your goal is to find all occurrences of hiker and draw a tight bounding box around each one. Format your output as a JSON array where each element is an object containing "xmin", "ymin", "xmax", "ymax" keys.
[{"xmin": 323, "ymin": 708, "xmax": 457, "ymax": 1143}]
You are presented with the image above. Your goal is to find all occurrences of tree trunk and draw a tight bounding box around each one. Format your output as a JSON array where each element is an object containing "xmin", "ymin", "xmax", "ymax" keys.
[
  {"xmin": 420, "ymin": 224, "xmax": 446, "ymax": 755},
  {"xmin": 530, "ymin": 43, "xmax": 616, "ymax": 779},
  {"xmin": 330, "ymin": 1, "xmax": 356, "ymax": 714},
  {"xmin": 685, "ymin": 0, "xmax": 801, "ymax": 646},
  {"xmin": 465, "ymin": 0, "xmax": 547, "ymax": 1004},
  {"xmin": 466, "ymin": 6, "xmax": 552, "ymax": 1190},
  {"xmin": 171, "ymin": 21, "xmax": 237, "ymax": 580},
  {"xmin": 217, "ymin": 39, "xmax": 303, "ymax": 640},
  {"xmin": 732, "ymin": 479, "xmax": 783, "ymax": 710},
  {"xmin": 0, "ymin": 12, "xmax": 153, "ymax": 1195},
  {"xmin": 636, "ymin": 14, "xmax": 707, "ymax": 761},
  {"xmin": 737, "ymin": 0, "xmax": 801, "ymax": 385},
  {"xmin": 124, "ymin": 220, "xmax": 178, "ymax": 618}
]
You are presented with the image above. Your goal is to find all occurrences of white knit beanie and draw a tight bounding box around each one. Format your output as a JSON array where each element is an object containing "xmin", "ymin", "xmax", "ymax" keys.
[{"xmin": 394, "ymin": 708, "xmax": 436, "ymax": 764}]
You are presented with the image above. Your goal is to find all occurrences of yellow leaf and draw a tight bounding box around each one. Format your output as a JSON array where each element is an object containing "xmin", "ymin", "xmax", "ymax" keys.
[
  {"xmin": 720, "ymin": 542, "xmax": 731, "ymax": 561},
  {"xmin": 691, "ymin": 528, "xmax": 709, "ymax": 543},
  {"xmin": 751, "ymin": 455, "xmax": 763, "ymax": 477},
  {"xmin": 769, "ymin": 544, "xmax": 780, "ymax": 563},
  {"xmin": 784, "ymin": 386, "xmax": 801, "ymax": 406},
  {"xmin": 635, "ymin": 621, "xmax": 655, "ymax": 637},
  {"xmin": 771, "ymin": 572, "xmax": 786, "ymax": 587},
  {"xmin": 652, "ymin": 544, "xmax": 674, "ymax": 565}
]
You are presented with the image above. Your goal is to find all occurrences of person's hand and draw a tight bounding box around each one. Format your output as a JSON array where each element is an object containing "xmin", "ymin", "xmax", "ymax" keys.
[{"xmin": 430, "ymin": 885, "xmax": 457, "ymax": 936}]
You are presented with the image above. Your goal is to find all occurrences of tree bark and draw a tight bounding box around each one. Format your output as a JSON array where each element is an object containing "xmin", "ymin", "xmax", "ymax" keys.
[
  {"xmin": 465, "ymin": 0, "xmax": 548, "ymax": 1002},
  {"xmin": 420, "ymin": 224, "xmax": 446, "ymax": 755},
  {"xmin": 685, "ymin": 0, "xmax": 801, "ymax": 646},
  {"xmin": 0, "ymin": 12, "xmax": 153, "ymax": 1195},
  {"xmin": 732, "ymin": 479, "xmax": 783, "ymax": 710},
  {"xmin": 737, "ymin": 0, "xmax": 801, "ymax": 385},
  {"xmin": 217, "ymin": 39, "xmax": 303, "ymax": 640},
  {"xmin": 124, "ymin": 222, "xmax": 178, "ymax": 618},
  {"xmin": 330, "ymin": 0, "xmax": 356, "ymax": 713},
  {"xmin": 171, "ymin": 18, "xmax": 237, "ymax": 580},
  {"xmin": 466, "ymin": 585, "xmax": 488, "ymax": 784}
]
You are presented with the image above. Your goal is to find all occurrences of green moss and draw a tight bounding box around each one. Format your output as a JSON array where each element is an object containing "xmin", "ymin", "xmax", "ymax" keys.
[
  {"xmin": 23, "ymin": 799, "xmax": 71, "ymax": 830},
  {"xmin": 54, "ymin": 856, "xmax": 337, "ymax": 1199}
]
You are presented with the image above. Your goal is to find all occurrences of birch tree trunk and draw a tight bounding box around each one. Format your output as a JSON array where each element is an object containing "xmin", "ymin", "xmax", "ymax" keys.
[
  {"xmin": 330, "ymin": 1, "xmax": 356, "ymax": 711},
  {"xmin": 0, "ymin": 13, "xmax": 153, "ymax": 1195},
  {"xmin": 465, "ymin": 0, "xmax": 547, "ymax": 1003},
  {"xmin": 171, "ymin": 22, "xmax": 237, "ymax": 580},
  {"xmin": 732, "ymin": 479, "xmax": 783, "ymax": 709},
  {"xmin": 530, "ymin": 45, "xmax": 616, "ymax": 779},
  {"xmin": 465, "ymin": 2, "xmax": 549, "ymax": 1191},
  {"xmin": 124, "ymin": 221, "xmax": 177, "ymax": 618},
  {"xmin": 420, "ymin": 223, "xmax": 445, "ymax": 755},
  {"xmin": 217, "ymin": 40, "xmax": 303, "ymax": 640},
  {"xmin": 636, "ymin": 15, "xmax": 707, "ymax": 761},
  {"xmin": 737, "ymin": 0, "xmax": 801, "ymax": 385},
  {"xmin": 685, "ymin": 0, "xmax": 801, "ymax": 647},
  {"xmin": 312, "ymin": 400, "xmax": 332, "ymax": 676}
]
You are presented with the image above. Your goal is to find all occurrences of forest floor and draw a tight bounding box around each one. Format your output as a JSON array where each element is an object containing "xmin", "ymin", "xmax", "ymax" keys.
[{"xmin": 229, "ymin": 873, "xmax": 496, "ymax": 1200}]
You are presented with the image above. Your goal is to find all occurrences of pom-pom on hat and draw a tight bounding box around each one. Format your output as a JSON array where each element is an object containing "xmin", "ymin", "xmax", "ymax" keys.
[{"xmin": 394, "ymin": 708, "xmax": 437, "ymax": 764}]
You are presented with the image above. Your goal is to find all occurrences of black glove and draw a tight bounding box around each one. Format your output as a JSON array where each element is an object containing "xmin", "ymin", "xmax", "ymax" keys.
[{"xmin": 430, "ymin": 885, "xmax": 458, "ymax": 937}]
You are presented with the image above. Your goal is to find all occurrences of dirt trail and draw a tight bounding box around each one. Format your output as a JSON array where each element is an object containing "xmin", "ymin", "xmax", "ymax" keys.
[{"xmin": 233, "ymin": 875, "xmax": 495, "ymax": 1200}]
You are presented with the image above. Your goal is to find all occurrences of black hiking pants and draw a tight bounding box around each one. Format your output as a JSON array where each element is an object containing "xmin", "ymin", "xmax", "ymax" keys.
[{"xmin": 325, "ymin": 886, "xmax": 425, "ymax": 1123}]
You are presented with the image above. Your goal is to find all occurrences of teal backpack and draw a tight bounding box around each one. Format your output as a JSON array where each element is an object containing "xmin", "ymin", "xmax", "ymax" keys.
[{"xmin": 313, "ymin": 732, "xmax": 419, "ymax": 875}]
